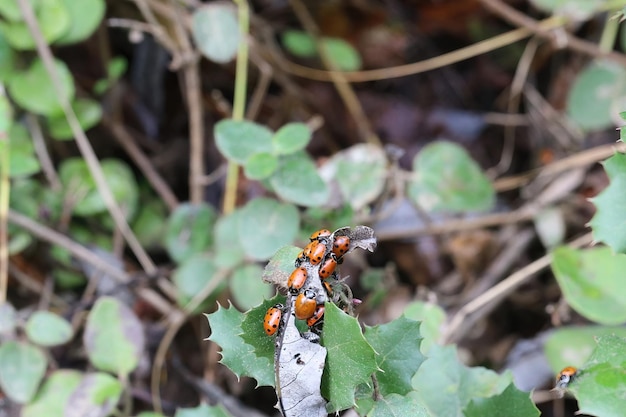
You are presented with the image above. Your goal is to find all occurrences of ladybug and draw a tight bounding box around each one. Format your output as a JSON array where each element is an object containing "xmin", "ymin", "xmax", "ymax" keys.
[
  {"xmin": 306, "ymin": 304, "xmax": 325, "ymax": 327},
  {"xmin": 294, "ymin": 250, "xmax": 306, "ymax": 267},
  {"xmin": 295, "ymin": 289, "xmax": 317, "ymax": 320},
  {"xmin": 319, "ymin": 253, "xmax": 338, "ymax": 279},
  {"xmin": 310, "ymin": 229, "xmax": 331, "ymax": 242},
  {"xmin": 303, "ymin": 241, "xmax": 316, "ymax": 258},
  {"xmin": 308, "ymin": 240, "xmax": 326, "ymax": 265},
  {"xmin": 263, "ymin": 304, "xmax": 283, "ymax": 336},
  {"xmin": 556, "ymin": 366, "xmax": 578, "ymax": 389},
  {"xmin": 332, "ymin": 235, "xmax": 350, "ymax": 258},
  {"xmin": 287, "ymin": 267, "xmax": 308, "ymax": 295},
  {"xmin": 322, "ymin": 280, "xmax": 333, "ymax": 296}
]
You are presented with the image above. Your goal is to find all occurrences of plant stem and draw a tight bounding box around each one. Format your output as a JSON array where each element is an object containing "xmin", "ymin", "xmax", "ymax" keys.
[
  {"xmin": 223, "ymin": 0, "xmax": 250, "ymax": 214},
  {"xmin": 599, "ymin": 9, "xmax": 620, "ymax": 53},
  {"xmin": 0, "ymin": 86, "xmax": 10, "ymax": 304}
]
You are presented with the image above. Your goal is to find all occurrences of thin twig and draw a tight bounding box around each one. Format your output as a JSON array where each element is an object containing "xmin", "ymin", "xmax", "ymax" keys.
[
  {"xmin": 0, "ymin": 85, "xmax": 9, "ymax": 304},
  {"xmin": 17, "ymin": 0, "xmax": 158, "ymax": 275},
  {"xmin": 26, "ymin": 114, "xmax": 61, "ymax": 190},
  {"xmin": 443, "ymin": 233, "xmax": 593, "ymax": 343}
]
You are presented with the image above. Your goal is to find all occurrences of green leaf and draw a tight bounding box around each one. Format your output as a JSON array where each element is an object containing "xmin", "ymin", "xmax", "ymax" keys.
[
  {"xmin": 25, "ymin": 310, "xmax": 73, "ymax": 347},
  {"xmin": 56, "ymin": 0, "xmax": 105, "ymax": 44},
  {"xmin": 172, "ymin": 254, "xmax": 225, "ymax": 311},
  {"xmin": 165, "ymin": 202, "xmax": 217, "ymax": 263},
  {"xmin": 321, "ymin": 37, "xmax": 361, "ymax": 71},
  {"xmin": 530, "ymin": 0, "xmax": 606, "ymax": 22},
  {"xmin": 214, "ymin": 119, "xmax": 273, "ymax": 164},
  {"xmin": 272, "ymin": 122, "xmax": 312, "ymax": 155},
  {"xmin": 206, "ymin": 303, "xmax": 275, "ymax": 387},
  {"xmin": 589, "ymin": 152, "xmax": 626, "ymax": 253},
  {"xmin": 567, "ymin": 60, "xmax": 626, "ymax": 131},
  {"xmin": 0, "ymin": 31, "xmax": 16, "ymax": 82},
  {"xmin": 0, "ymin": 341, "xmax": 47, "ymax": 403},
  {"xmin": 407, "ymin": 141, "xmax": 495, "ymax": 213},
  {"xmin": 47, "ymin": 97, "xmax": 102, "ymax": 140},
  {"xmin": 84, "ymin": 297, "xmax": 144, "ymax": 377},
  {"xmin": 321, "ymin": 303, "xmax": 378, "ymax": 412},
  {"xmin": 191, "ymin": 4, "xmax": 239, "ymax": 64},
  {"xmin": 0, "ymin": 303, "xmax": 17, "ymax": 336},
  {"xmin": 282, "ymin": 30, "xmax": 316, "ymax": 57},
  {"xmin": 0, "ymin": 0, "xmax": 27, "ymax": 21},
  {"xmin": 464, "ymin": 383, "xmax": 540, "ymax": 417},
  {"xmin": 132, "ymin": 199, "xmax": 167, "ymax": 248},
  {"xmin": 363, "ymin": 316, "xmax": 424, "ymax": 396},
  {"xmin": 269, "ymin": 152, "xmax": 329, "ymax": 207},
  {"xmin": 214, "ymin": 211, "xmax": 245, "ymax": 269},
  {"xmin": 321, "ymin": 144, "xmax": 386, "ymax": 210},
  {"xmin": 365, "ymin": 392, "xmax": 429, "ymax": 417},
  {"xmin": 544, "ymin": 325, "xmax": 626, "ymax": 373},
  {"xmin": 240, "ymin": 295, "xmax": 286, "ymax": 380},
  {"xmin": 229, "ymin": 264, "xmax": 272, "ymax": 311},
  {"xmin": 572, "ymin": 335, "xmax": 626, "ymax": 417},
  {"xmin": 7, "ymin": 123, "xmax": 40, "ymax": 177},
  {"xmin": 551, "ymin": 246, "xmax": 626, "ymax": 325},
  {"xmin": 66, "ymin": 372, "xmax": 123, "ymax": 417},
  {"xmin": 403, "ymin": 301, "xmax": 446, "ymax": 354},
  {"xmin": 261, "ymin": 245, "xmax": 302, "ymax": 288},
  {"xmin": 411, "ymin": 345, "xmax": 511, "ymax": 417},
  {"xmin": 237, "ymin": 198, "xmax": 299, "ymax": 260},
  {"xmin": 21, "ymin": 370, "xmax": 83, "ymax": 417},
  {"xmin": 8, "ymin": 57, "xmax": 75, "ymax": 116},
  {"xmin": 175, "ymin": 404, "xmax": 233, "ymax": 417},
  {"xmin": 243, "ymin": 152, "xmax": 278, "ymax": 180},
  {"xmin": 59, "ymin": 158, "xmax": 138, "ymax": 219},
  {"xmin": 0, "ymin": 0, "xmax": 70, "ymax": 49},
  {"xmin": 93, "ymin": 56, "xmax": 127, "ymax": 95}
]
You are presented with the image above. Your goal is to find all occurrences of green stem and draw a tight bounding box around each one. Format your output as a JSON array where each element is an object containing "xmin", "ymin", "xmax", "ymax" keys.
[
  {"xmin": 0, "ymin": 87, "xmax": 11, "ymax": 305},
  {"xmin": 223, "ymin": 0, "xmax": 250, "ymax": 214},
  {"xmin": 599, "ymin": 10, "xmax": 620, "ymax": 53}
]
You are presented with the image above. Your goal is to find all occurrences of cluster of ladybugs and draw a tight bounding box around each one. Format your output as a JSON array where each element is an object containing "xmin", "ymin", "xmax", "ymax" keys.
[{"xmin": 263, "ymin": 229, "xmax": 350, "ymax": 337}]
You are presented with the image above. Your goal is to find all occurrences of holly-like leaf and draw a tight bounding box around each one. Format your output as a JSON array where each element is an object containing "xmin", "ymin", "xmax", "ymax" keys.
[
  {"xmin": 589, "ymin": 152, "xmax": 626, "ymax": 253},
  {"xmin": 21, "ymin": 370, "xmax": 83, "ymax": 417},
  {"xmin": 571, "ymin": 335, "xmax": 626, "ymax": 417},
  {"xmin": 240, "ymin": 295, "xmax": 286, "ymax": 371},
  {"xmin": 25, "ymin": 310, "xmax": 73, "ymax": 347},
  {"xmin": 551, "ymin": 246, "xmax": 626, "ymax": 325},
  {"xmin": 407, "ymin": 141, "xmax": 494, "ymax": 213},
  {"xmin": 363, "ymin": 316, "xmax": 425, "ymax": 396},
  {"xmin": 206, "ymin": 303, "xmax": 274, "ymax": 387},
  {"xmin": 412, "ymin": 345, "xmax": 511, "ymax": 417},
  {"xmin": 321, "ymin": 303, "xmax": 378, "ymax": 412},
  {"xmin": 464, "ymin": 383, "xmax": 540, "ymax": 417},
  {"xmin": 83, "ymin": 297, "xmax": 144, "ymax": 377},
  {"xmin": 366, "ymin": 392, "xmax": 429, "ymax": 417},
  {"xmin": 237, "ymin": 198, "xmax": 299, "ymax": 260}
]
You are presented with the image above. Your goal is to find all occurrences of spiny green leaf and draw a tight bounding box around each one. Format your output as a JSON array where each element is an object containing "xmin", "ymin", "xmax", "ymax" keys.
[
  {"xmin": 366, "ymin": 392, "xmax": 429, "ymax": 417},
  {"xmin": 206, "ymin": 303, "xmax": 274, "ymax": 387},
  {"xmin": 363, "ymin": 316, "xmax": 424, "ymax": 396},
  {"xmin": 464, "ymin": 383, "xmax": 539, "ymax": 417},
  {"xmin": 551, "ymin": 246, "xmax": 626, "ymax": 325},
  {"xmin": 589, "ymin": 152, "xmax": 626, "ymax": 253},
  {"xmin": 321, "ymin": 303, "xmax": 377, "ymax": 412}
]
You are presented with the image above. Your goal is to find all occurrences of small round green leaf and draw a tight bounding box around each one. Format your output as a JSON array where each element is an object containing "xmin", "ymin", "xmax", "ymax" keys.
[
  {"xmin": 407, "ymin": 141, "xmax": 495, "ymax": 213},
  {"xmin": 214, "ymin": 211, "xmax": 245, "ymax": 269},
  {"xmin": 214, "ymin": 119, "xmax": 274, "ymax": 164},
  {"xmin": 165, "ymin": 202, "xmax": 217, "ymax": 263},
  {"xmin": 83, "ymin": 297, "xmax": 145, "ymax": 377},
  {"xmin": 0, "ymin": 341, "xmax": 47, "ymax": 403},
  {"xmin": 172, "ymin": 254, "xmax": 225, "ymax": 310},
  {"xmin": 551, "ymin": 246, "xmax": 626, "ymax": 325},
  {"xmin": 0, "ymin": 303, "xmax": 16, "ymax": 336},
  {"xmin": 530, "ymin": 0, "xmax": 603, "ymax": 21},
  {"xmin": 8, "ymin": 57, "xmax": 75, "ymax": 116},
  {"xmin": 244, "ymin": 152, "xmax": 278, "ymax": 180},
  {"xmin": 132, "ymin": 199, "xmax": 167, "ymax": 248},
  {"xmin": 7, "ymin": 123, "xmax": 40, "ymax": 178},
  {"xmin": 65, "ymin": 372, "xmax": 123, "ymax": 417},
  {"xmin": 229, "ymin": 264, "xmax": 272, "ymax": 311},
  {"xmin": 272, "ymin": 122, "xmax": 312, "ymax": 155},
  {"xmin": 0, "ymin": 31, "xmax": 16, "ymax": 82},
  {"xmin": 25, "ymin": 311, "xmax": 73, "ymax": 347},
  {"xmin": 321, "ymin": 37, "xmax": 361, "ymax": 71},
  {"xmin": 56, "ymin": 0, "xmax": 105, "ymax": 44},
  {"xmin": 175, "ymin": 404, "xmax": 232, "ymax": 417},
  {"xmin": 237, "ymin": 197, "xmax": 299, "ymax": 260},
  {"xmin": 281, "ymin": 30, "xmax": 316, "ymax": 57},
  {"xmin": 47, "ymin": 97, "xmax": 102, "ymax": 140},
  {"xmin": 0, "ymin": 0, "xmax": 70, "ymax": 49},
  {"xmin": 191, "ymin": 4, "xmax": 239, "ymax": 64},
  {"xmin": 567, "ymin": 61, "xmax": 626, "ymax": 131},
  {"xmin": 21, "ymin": 370, "xmax": 83, "ymax": 417},
  {"xmin": 0, "ymin": 0, "xmax": 27, "ymax": 21},
  {"xmin": 269, "ymin": 152, "xmax": 329, "ymax": 207}
]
